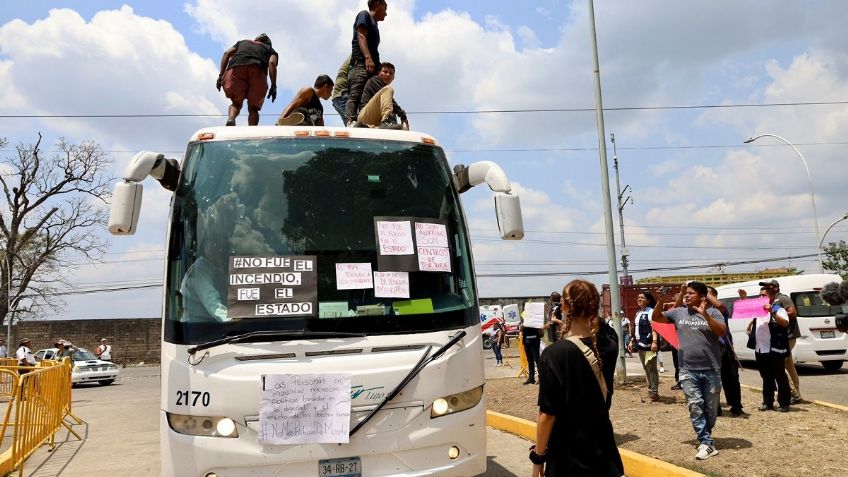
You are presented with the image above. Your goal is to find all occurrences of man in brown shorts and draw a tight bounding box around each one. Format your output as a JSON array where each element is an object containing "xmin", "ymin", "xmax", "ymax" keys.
[{"xmin": 216, "ymin": 33, "xmax": 279, "ymax": 126}]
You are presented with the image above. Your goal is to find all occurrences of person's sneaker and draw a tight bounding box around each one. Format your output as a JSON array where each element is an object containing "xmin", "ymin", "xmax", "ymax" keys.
[
  {"xmin": 659, "ymin": 366, "xmax": 666, "ymax": 373},
  {"xmin": 670, "ymin": 383, "xmax": 682, "ymax": 390},
  {"xmin": 275, "ymin": 112, "xmax": 305, "ymax": 126},
  {"xmin": 225, "ymin": 118, "xmax": 236, "ymax": 126},
  {"xmin": 648, "ymin": 393, "xmax": 660, "ymax": 402},
  {"xmin": 377, "ymin": 119, "xmax": 403, "ymax": 130},
  {"xmin": 729, "ymin": 407, "xmax": 746, "ymax": 417},
  {"xmin": 777, "ymin": 405, "xmax": 790, "ymax": 413},
  {"xmin": 522, "ymin": 378, "xmax": 535, "ymax": 385},
  {"xmin": 758, "ymin": 403, "xmax": 773, "ymax": 411},
  {"xmin": 695, "ymin": 444, "xmax": 719, "ymax": 460},
  {"xmin": 790, "ymin": 395, "xmax": 803, "ymax": 404}
]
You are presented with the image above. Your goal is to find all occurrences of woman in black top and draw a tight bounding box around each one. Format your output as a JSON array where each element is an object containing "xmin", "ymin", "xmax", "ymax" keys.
[{"xmin": 531, "ymin": 279, "xmax": 624, "ymax": 477}]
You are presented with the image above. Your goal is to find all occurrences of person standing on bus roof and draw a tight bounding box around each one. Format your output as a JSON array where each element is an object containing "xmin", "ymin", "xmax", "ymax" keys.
[
  {"xmin": 217, "ymin": 33, "xmax": 279, "ymax": 126},
  {"xmin": 354, "ymin": 62, "xmax": 409, "ymax": 130},
  {"xmin": 344, "ymin": 0, "xmax": 388, "ymax": 126},
  {"xmin": 760, "ymin": 279, "xmax": 802, "ymax": 403},
  {"xmin": 331, "ymin": 55, "xmax": 351, "ymax": 122},
  {"xmin": 275, "ymin": 75, "xmax": 335, "ymax": 126}
]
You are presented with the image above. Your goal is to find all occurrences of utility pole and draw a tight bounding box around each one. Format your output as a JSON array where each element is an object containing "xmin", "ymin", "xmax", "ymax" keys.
[
  {"xmin": 610, "ymin": 133, "xmax": 633, "ymax": 282},
  {"xmin": 588, "ymin": 0, "xmax": 626, "ymax": 381}
]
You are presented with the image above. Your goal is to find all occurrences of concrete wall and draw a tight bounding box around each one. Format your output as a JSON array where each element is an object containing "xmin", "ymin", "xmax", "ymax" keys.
[{"xmin": 12, "ymin": 318, "xmax": 161, "ymax": 365}]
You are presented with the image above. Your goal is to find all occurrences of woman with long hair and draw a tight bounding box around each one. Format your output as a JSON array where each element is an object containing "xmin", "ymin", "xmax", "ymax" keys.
[
  {"xmin": 629, "ymin": 291, "xmax": 660, "ymax": 401},
  {"xmin": 530, "ymin": 279, "xmax": 624, "ymax": 477}
]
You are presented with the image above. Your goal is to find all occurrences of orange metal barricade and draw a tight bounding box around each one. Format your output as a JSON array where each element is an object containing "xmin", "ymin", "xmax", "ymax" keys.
[{"xmin": 0, "ymin": 358, "xmax": 83, "ymax": 476}]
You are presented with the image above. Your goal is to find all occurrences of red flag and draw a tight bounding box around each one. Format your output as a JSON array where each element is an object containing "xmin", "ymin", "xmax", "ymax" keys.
[{"xmin": 652, "ymin": 321, "xmax": 679, "ymax": 350}]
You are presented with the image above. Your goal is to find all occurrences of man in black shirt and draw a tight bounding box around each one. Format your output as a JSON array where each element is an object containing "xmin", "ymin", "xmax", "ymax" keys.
[
  {"xmin": 275, "ymin": 75, "xmax": 334, "ymax": 126},
  {"xmin": 217, "ymin": 33, "xmax": 278, "ymax": 126},
  {"xmin": 354, "ymin": 63, "xmax": 409, "ymax": 130},
  {"xmin": 344, "ymin": 0, "xmax": 388, "ymax": 126}
]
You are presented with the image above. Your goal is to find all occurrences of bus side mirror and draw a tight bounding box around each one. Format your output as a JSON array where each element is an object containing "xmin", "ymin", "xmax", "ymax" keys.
[
  {"xmin": 108, "ymin": 181, "xmax": 143, "ymax": 235},
  {"xmin": 494, "ymin": 193, "xmax": 524, "ymax": 240}
]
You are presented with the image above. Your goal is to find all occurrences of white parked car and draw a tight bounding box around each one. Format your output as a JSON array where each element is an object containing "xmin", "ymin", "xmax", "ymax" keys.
[{"xmin": 35, "ymin": 347, "xmax": 120, "ymax": 386}]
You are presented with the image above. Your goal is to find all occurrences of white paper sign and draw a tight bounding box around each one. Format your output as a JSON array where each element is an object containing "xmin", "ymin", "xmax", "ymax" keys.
[
  {"xmin": 335, "ymin": 263, "xmax": 374, "ymax": 290},
  {"xmin": 415, "ymin": 222, "xmax": 449, "ymax": 248},
  {"xmin": 374, "ymin": 271, "xmax": 410, "ymax": 298},
  {"xmin": 523, "ymin": 302, "xmax": 545, "ymax": 328},
  {"xmin": 377, "ymin": 221, "xmax": 415, "ymax": 255},
  {"xmin": 417, "ymin": 246, "xmax": 451, "ymax": 272},
  {"xmin": 259, "ymin": 374, "xmax": 351, "ymax": 445}
]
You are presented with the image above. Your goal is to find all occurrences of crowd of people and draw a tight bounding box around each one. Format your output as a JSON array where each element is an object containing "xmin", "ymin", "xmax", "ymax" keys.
[
  {"xmin": 4, "ymin": 337, "xmax": 113, "ymax": 366},
  {"xmin": 514, "ymin": 278, "xmax": 804, "ymax": 475},
  {"xmin": 216, "ymin": 0, "xmax": 409, "ymax": 130}
]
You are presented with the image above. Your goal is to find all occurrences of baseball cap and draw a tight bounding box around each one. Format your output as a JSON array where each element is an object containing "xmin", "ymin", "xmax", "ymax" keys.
[{"xmin": 758, "ymin": 279, "xmax": 779, "ymax": 288}]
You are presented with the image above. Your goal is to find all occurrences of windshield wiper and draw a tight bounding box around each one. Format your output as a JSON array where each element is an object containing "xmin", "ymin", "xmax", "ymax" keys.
[
  {"xmin": 349, "ymin": 330, "xmax": 466, "ymax": 437},
  {"xmin": 187, "ymin": 330, "xmax": 366, "ymax": 355}
]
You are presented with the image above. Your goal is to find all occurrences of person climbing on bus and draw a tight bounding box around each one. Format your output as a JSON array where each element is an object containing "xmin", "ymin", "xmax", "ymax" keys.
[
  {"xmin": 217, "ymin": 33, "xmax": 279, "ymax": 126},
  {"xmin": 275, "ymin": 74, "xmax": 334, "ymax": 126},
  {"xmin": 352, "ymin": 62, "xmax": 409, "ymax": 130}
]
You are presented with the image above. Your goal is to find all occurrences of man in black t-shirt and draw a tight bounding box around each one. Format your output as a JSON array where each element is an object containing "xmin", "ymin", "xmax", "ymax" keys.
[
  {"xmin": 344, "ymin": 0, "xmax": 388, "ymax": 126},
  {"xmin": 217, "ymin": 34, "xmax": 278, "ymax": 126},
  {"xmin": 275, "ymin": 75, "xmax": 334, "ymax": 126}
]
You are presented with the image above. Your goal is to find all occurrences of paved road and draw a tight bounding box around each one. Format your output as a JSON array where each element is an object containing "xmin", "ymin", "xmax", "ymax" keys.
[{"xmin": 23, "ymin": 367, "xmax": 529, "ymax": 477}]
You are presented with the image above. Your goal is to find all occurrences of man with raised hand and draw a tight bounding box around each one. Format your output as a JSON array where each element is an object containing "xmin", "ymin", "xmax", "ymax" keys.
[{"xmin": 652, "ymin": 281, "xmax": 727, "ymax": 461}]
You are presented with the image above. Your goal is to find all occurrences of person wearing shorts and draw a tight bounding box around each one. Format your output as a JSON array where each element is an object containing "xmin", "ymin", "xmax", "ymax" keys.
[{"xmin": 217, "ymin": 33, "xmax": 279, "ymax": 126}]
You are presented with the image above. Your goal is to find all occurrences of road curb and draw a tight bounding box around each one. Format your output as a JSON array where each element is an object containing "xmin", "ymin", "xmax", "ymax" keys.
[
  {"xmin": 737, "ymin": 383, "xmax": 848, "ymax": 412},
  {"xmin": 485, "ymin": 410, "xmax": 704, "ymax": 477}
]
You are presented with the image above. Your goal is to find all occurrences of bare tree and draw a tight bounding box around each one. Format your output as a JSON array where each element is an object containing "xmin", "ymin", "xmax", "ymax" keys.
[{"xmin": 1, "ymin": 133, "xmax": 113, "ymax": 328}]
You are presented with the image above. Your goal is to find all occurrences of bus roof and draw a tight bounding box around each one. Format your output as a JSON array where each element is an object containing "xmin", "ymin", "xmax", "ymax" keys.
[
  {"xmin": 189, "ymin": 125, "xmax": 439, "ymax": 145},
  {"xmin": 714, "ymin": 273, "xmax": 842, "ymax": 297}
]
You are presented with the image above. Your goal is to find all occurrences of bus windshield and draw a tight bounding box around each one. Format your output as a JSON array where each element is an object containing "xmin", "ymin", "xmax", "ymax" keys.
[{"xmin": 164, "ymin": 137, "xmax": 477, "ymax": 344}]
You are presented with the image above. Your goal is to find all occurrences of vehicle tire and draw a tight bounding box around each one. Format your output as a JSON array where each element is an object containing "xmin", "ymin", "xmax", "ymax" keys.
[
  {"xmin": 821, "ymin": 360, "xmax": 844, "ymax": 372},
  {"xmin": 482, "ymin": 335, "xmax": 493, "ymax": 350},
  {"xmin": 98, "ymin": 379, "xmax": 115, "ymax": 386}
]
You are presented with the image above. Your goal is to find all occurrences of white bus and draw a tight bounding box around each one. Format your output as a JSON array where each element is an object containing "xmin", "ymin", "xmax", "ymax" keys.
[
  {"xmin": 108, "ymin": 126, "xmax": 524, "ymax": 477},
  {"xmin": 716, "ymin": 274, "xmax": 847, "ymax": 371}
]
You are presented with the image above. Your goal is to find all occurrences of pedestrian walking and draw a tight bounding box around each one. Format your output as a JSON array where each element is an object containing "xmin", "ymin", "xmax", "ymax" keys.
[
  {"xmin": 530, "ymin": 279, "xmax": 624, "ymax": 477},
  {"xmin": 652, "ymin": 281, "xmax": 727, "ymax": 460},
  {"xmin": 217, "ymin": 33, "xmax": 279, "ymax": 126},
  {"xmin": 492, "ymin": 321, "xmax": 505, "ymax": 366}
]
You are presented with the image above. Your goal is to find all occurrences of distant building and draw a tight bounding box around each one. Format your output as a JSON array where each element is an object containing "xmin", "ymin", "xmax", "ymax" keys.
[{"xmin": 636, "ymin": 268, "xmax": 799, "ymax": 288}]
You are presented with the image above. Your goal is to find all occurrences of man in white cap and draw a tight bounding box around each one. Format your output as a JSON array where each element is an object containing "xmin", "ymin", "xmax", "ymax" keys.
[
  {"xmin": 16, "ymin": 338, "xmax": 35, "ymax": 368},
  {"xmin": 96, "ymin": 338, "xmax": 112, "ymax": 361}
]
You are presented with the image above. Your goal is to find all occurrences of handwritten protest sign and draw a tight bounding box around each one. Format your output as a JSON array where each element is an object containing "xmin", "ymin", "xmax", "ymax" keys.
[
  {"xmin": 259, "ymin": 374, "xmax": 351, "ymax": 445},
  {"xmin": 651, "ymin": 321, "xmax": 679, "ymax": 350},
  {"xmin": 335, "ymin": 263, "xmax": 373, "ymax": 290},
  {"xmin": 374, "ymin": 271, "xmax": 410, "ymax": 298},
  {"xmin": 415, "ymin": 222, "xmax": 449, "ymax": 248},
  {"xmin": 523, "ymin": 302, "xmax": 545, "ymax": 328},
  {"xmin": 731, "ymin": 297, "xmax": 770, "ymax": 319},
  {"xmin": 376, "ymin": 221, "xmax": 414, "ymax": 255},
  {"xmin": 417, "ymin": 246, "xmax": 451, "ymax": 272}
]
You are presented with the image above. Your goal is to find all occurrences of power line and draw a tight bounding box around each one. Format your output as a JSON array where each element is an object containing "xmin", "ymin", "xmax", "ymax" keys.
[{"xmin": 3, "ymin": 99, "xmax": 848, "ymax": 119}]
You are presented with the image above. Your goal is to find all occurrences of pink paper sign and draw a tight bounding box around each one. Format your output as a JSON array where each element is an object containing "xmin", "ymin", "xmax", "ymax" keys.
[
  {"xmin": 731, "ymin": 297, "xmax": 770, "ymax": 319},
  {"xmin": 651, "ymin": 321, "xmax": 679, "ymax": 350}
]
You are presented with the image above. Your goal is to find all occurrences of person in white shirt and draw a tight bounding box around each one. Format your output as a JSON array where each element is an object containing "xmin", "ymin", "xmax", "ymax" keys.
[
  {"xmin": 15, "ymin": 338, "xmax": 36, "ymax": 369},
  {"xmin": 746, "ymin": 286, "xmax": 791, "ymax": 412},
  {"xmin": 96, "ymin": 339, "xmax": 113, "ymax": 361},
  {"xmin": 0, "ymin": 338, "xmax": 7, "ymax": 358}
]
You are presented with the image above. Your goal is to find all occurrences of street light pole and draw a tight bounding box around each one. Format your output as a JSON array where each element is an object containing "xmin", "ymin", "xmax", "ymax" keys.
[
  {"xmin": 588, "ymin": 0, "xmax": 626, "ymax": 381},
  {"xmin": 611, "ymin": 133, "xmax": 633, "ymax": 281},
  {"xmin": 744, "ymin": 134, "xmax": 823, "ymax": 272},
  {"xmin": 819, "ymin": 213, "xmax": 848, "ymax": 249}
]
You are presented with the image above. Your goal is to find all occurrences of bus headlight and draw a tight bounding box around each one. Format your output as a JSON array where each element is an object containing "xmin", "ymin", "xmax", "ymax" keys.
[
  {"xmin": 430, "ymin": 386, "xmax": 483, "ymax": 418},
  {"xmin": 166, "ymin": 412, "xmax": 239, "ymax": 438}
]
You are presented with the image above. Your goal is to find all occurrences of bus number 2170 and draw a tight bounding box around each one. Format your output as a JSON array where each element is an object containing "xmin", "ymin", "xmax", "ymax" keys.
[{"xmin": 175, "ymin": 390, "xmax": 211, "ymax": 407}]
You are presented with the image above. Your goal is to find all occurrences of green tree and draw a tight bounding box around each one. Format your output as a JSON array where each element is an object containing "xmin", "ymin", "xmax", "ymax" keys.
[
  {"xmin": 822, "ymin": 240, "xmax": 848, "ymax": 280},
  {"xmin": 1, "ymin": 133, "xmax": 113, "ymax": 328}
]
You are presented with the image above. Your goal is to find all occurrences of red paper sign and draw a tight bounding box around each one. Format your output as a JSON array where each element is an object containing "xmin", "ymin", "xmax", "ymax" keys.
[{"xmin": 652, "ymin": 321, "xmax": 679, "ymax": 350}]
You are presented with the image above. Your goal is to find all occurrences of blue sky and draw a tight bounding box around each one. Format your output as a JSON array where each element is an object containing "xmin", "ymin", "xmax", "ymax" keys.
[{"xmin": 1, "ymin": 1, "xmax": 847, "ymax": 320}]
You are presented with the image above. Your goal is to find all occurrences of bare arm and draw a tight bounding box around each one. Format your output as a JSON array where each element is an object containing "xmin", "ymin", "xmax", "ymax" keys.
[
  {"xmin": 219, "ymin": 47, "xmax": 236, "ymax": 77},
  {"xmin": 268, "ymin": 54, "xmax": 278, "ymax": 88},
  {"xmin": 705, "ymin": 293, "xmax": 729, "ymax": 319},
  {"xmin": 356, "ymin": 25, "xmax": 375, "ymax": 73},
  {"xmin": 651, "ymin": 304, "xmax": 671, "ymax": 324},
  {"xmin": 674, "ymin": 283, "xmax": 686, "ymax": 308},
  {"xmin": 532, "ymin": 411, "xmax": 556, "ymax": 477},
  {"xmin": 773, "ymin": 309, "xmax": 790, "ymax": 328},
  {"xmin": 785, "ymin": 305, "xmax": 797, "ymax": 320},
  {"xmin": 280, "ymin": 87, "xmax": 314, "ymax": 119},
  {"xmin": 698, "ymin": 300, "xmax": 728, "ymax": 336}
]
